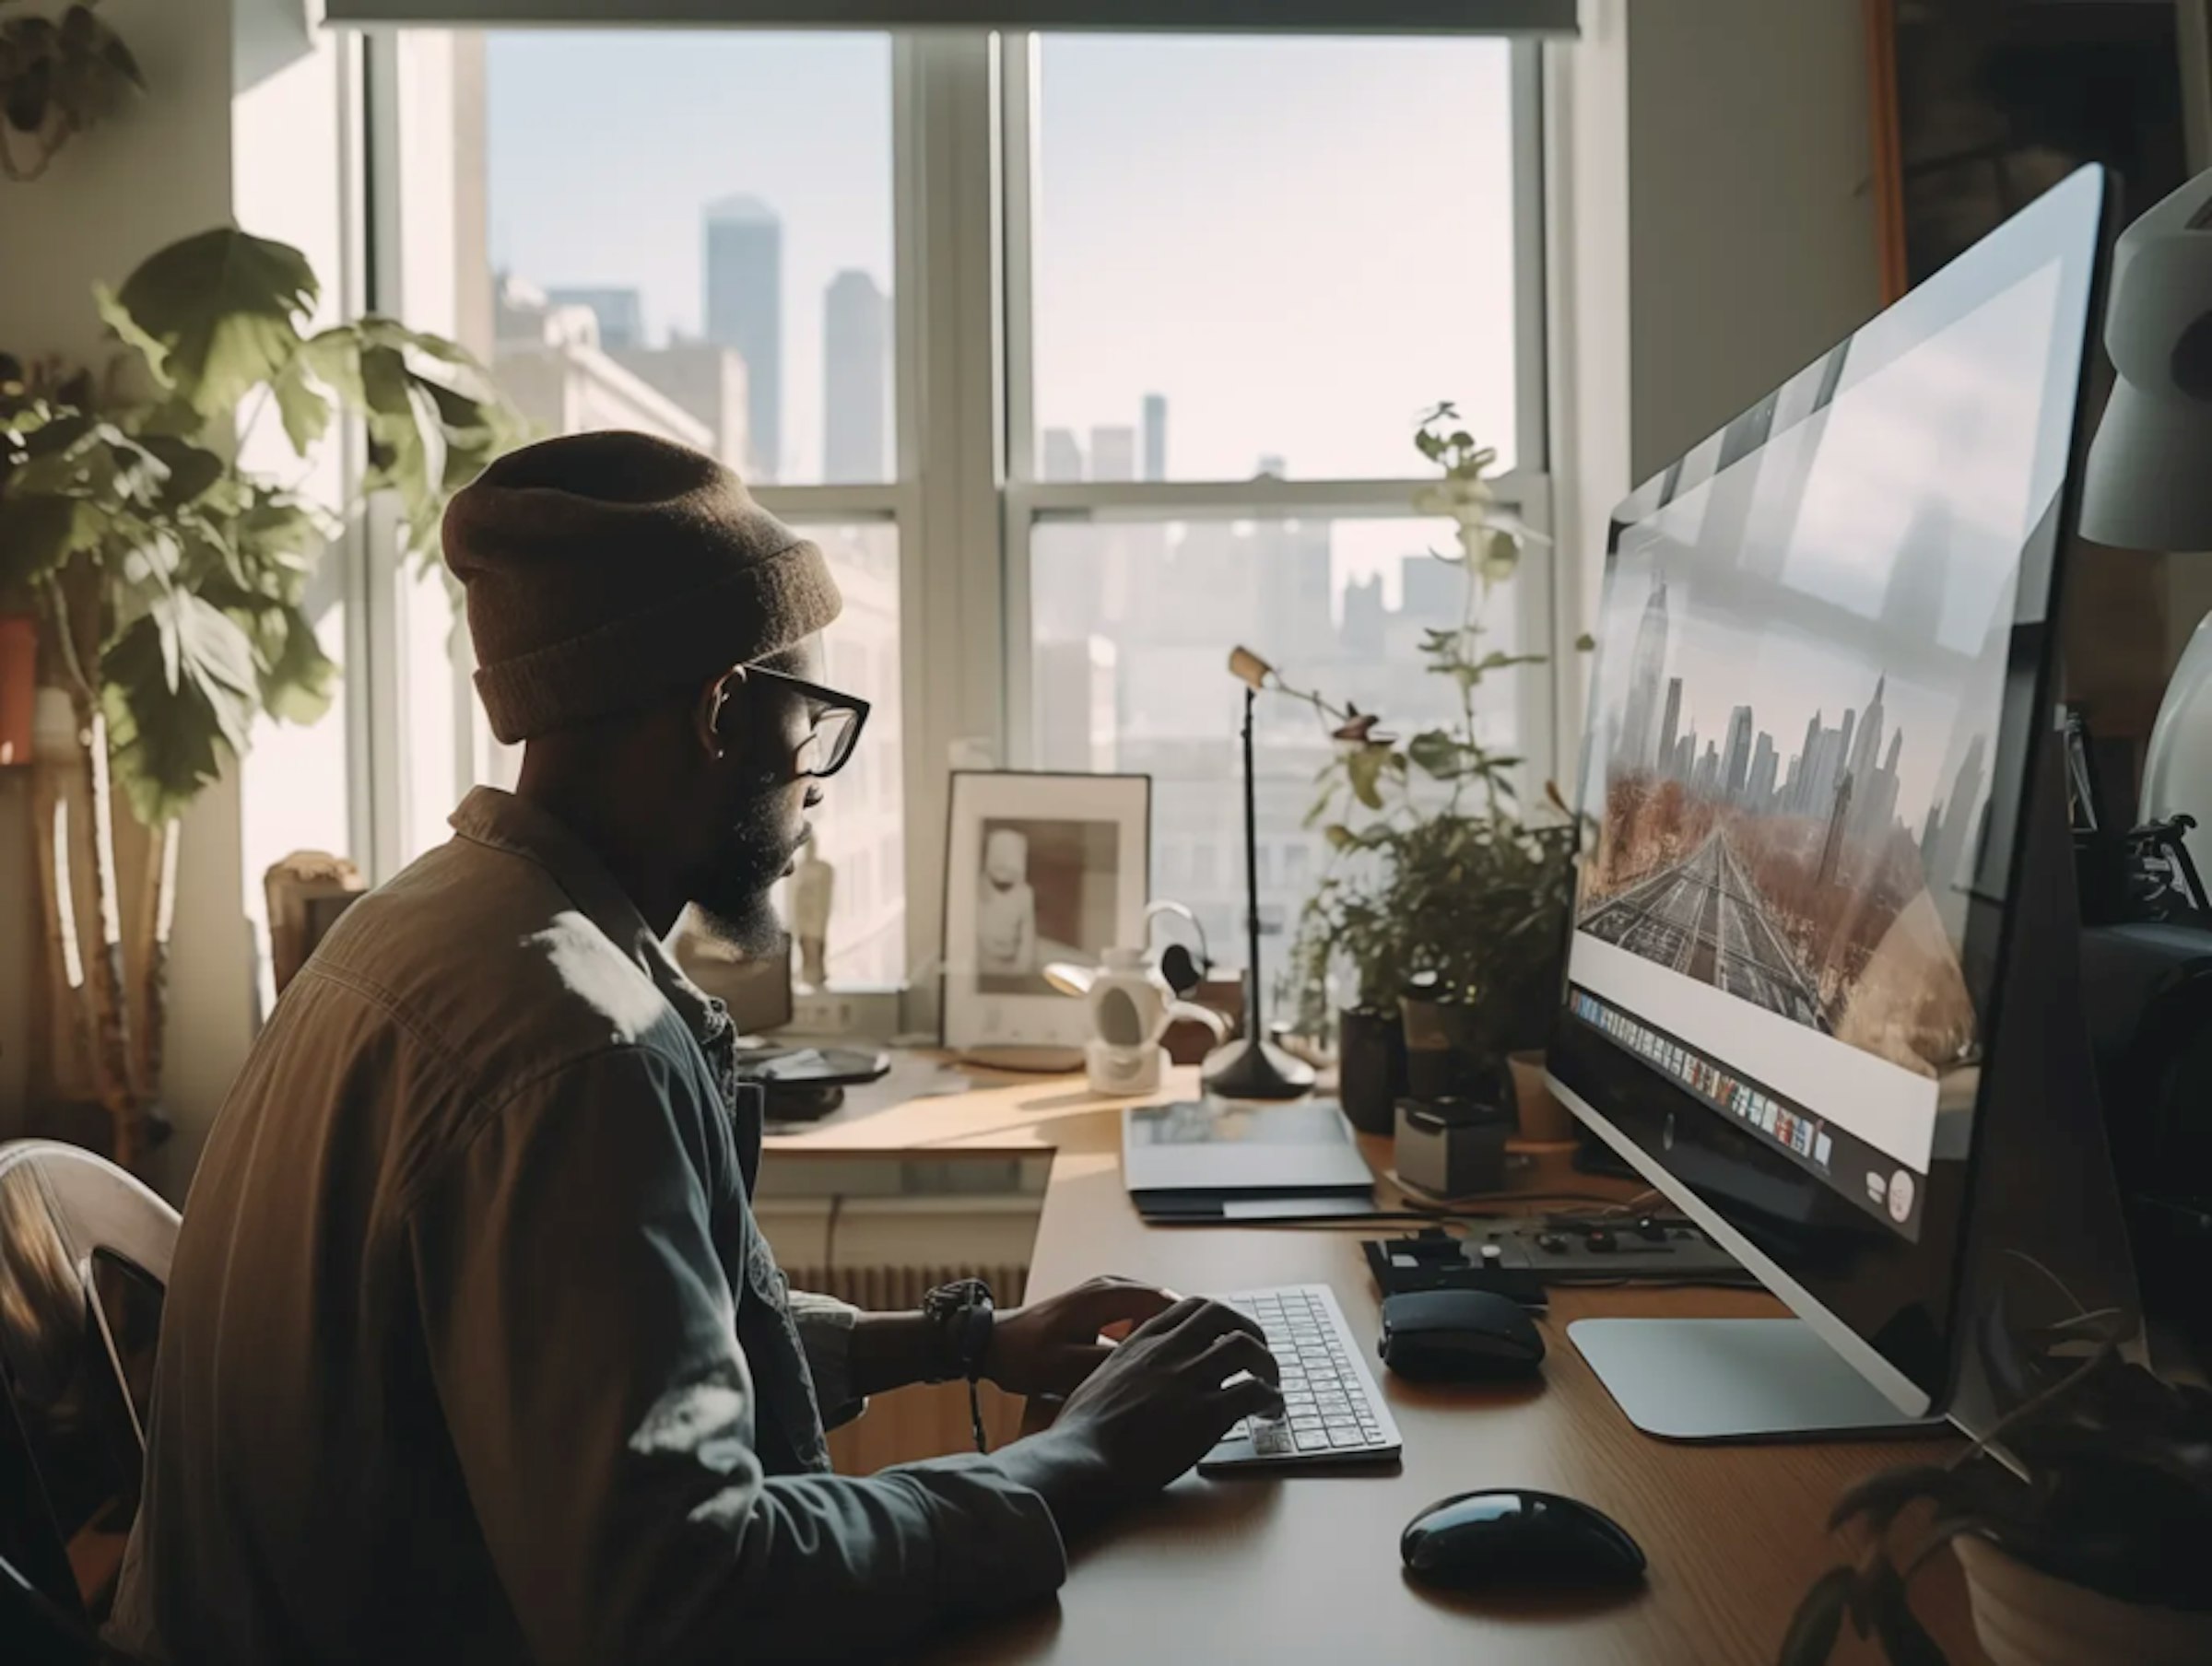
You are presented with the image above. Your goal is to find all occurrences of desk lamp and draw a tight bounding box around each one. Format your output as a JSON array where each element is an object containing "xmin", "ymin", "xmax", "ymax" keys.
[
  {"xmin": 1199, "ymin": 647, "xmax": 1315, "ymax": 1100},
  {"xmin": 2080, "ymin": 165, "xmax": 2212, "ymax": 871}
]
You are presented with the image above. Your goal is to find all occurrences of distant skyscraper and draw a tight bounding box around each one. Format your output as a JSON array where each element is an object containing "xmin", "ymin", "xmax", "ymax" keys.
[
  {"xmin": 1622, "ymin": 573, "xmax": 1671, "ymax": 771},
  {"xmin": 1723, "ymin": 705, "xmax": 1754, "ymax": 802},
  {"xmin": 546, "ymin": 286, "xmax": 643, "ymax": 349},
  {"xmin": 823, "ymin": 269, "xmax": 888, "ymax": 484},
  {"xmin": 1846, "ymin": 674, "xmax": 1888, "ymax": 805},
  {"xmin": 1794, "ymin": 711, "xmax": 1824, "ymax": 814},
  {"xmin": 1928, "ymin": 734, "xmax": 1989, "ymax": 898},
  {"xmin": 1041, "ymin": 428, "xmax": 1085, "ymax": 482},
  {"xmin": 1341, "ymin": 574, "xmax": 1385, "ymax": 657},
  {"xmin": 1749, "ymin": 732, "xmax": 1778, "ymax": 809},
  {"xmin": 703, "ymin": 194, "xmax": 782, "ymax": 481},
  {"xmin": 1657, "ymin": 677, "xmax": 1684, "ymax": 780},
  {"xmin": 1818, "ymin": 769, "xmax": 1854, "ymax": 886},
  {"xmin": 1694, "ymin": 741, "xmax": 1721, "ymax": 796},
  {"xmin": 1142, "ymin": 393, "xmax": 1168, "ymax": 481},
  {"xmin": 1091, "ymin": 427, "xmax": 1137, "ymax": 482}
]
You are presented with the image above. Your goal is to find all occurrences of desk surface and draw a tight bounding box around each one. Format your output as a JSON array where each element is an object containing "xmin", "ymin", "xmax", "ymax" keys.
[{"xmin": 771, "ymin": 1062, "xmax": 1982, "ymax": 1666}]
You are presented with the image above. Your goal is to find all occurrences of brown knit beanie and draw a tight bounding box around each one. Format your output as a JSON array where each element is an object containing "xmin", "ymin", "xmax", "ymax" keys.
[{"xmin": 442, "ymin": 431, "xmax": 842, "ymax": 743}]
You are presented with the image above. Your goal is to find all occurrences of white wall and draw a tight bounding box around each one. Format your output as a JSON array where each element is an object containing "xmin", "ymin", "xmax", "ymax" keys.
[
  {"xmin": 0, "ymin": 0, "xmax": 351, "ymax": 1195},
  {"xmin": 1550, "ymin": 0, "xmax": 1882, "ymax": 649}
]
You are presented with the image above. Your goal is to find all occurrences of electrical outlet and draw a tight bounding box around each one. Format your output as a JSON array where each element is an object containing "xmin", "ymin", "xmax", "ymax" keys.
[
  {"xmin": 784, "ymin": 987, "xmax": 902, "ymax": 1039},
  {"xmin": 792, "ymin": 991, "xmax": 857, "ymax": 1034}
]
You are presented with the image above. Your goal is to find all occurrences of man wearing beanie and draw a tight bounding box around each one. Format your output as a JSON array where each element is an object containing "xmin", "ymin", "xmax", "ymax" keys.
[{"xmin": 113, "ymin": 433, "xmax": 1281, "ymax": 1664}]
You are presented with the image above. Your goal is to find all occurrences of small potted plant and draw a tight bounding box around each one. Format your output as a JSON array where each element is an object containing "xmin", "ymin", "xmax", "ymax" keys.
[
  {"xmin": 1781, "ymin": 1310, "xmax": 2212, "ymax": 1666},
  {"xmin": 1261, "ymin": 404, "xmax": 1585, "ymax": 1136}
]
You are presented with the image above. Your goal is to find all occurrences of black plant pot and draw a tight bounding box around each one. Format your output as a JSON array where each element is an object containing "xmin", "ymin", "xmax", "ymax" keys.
[
  {"xmin": 1336, "ymin": 1005, "xmax": 1407, "ymax": 1135},
  {"xmin": 1400, "ymin": 991, "xmax": 1519, "ymax": 1131}
]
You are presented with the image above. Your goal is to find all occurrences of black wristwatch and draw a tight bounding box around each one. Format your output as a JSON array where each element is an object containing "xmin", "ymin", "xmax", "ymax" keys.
[{"xmin": 922, "ymin": 1278, "xmax": 995, "ymax": 1452}]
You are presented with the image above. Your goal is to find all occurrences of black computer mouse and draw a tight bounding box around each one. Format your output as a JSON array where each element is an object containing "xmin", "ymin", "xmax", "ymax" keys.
[
  {"xmin": 1377, "ymin": 1289, "xmax": 1545, "ymax": 1381},
  {"xmin": 1401, "ymin": 1489, "xmax": 1648, "ymax": 1589}
]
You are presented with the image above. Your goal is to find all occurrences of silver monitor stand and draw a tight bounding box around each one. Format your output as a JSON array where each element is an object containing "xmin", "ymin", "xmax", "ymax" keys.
[{"xmin": 1569, "ymin": 1317, "xmax": 1942, "ymax": 1441}]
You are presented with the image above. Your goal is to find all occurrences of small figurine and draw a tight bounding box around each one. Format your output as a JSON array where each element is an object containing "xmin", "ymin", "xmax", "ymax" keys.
[{"xmin": 791, "ymin": 848, "xmax": 836, "ymax": 991}]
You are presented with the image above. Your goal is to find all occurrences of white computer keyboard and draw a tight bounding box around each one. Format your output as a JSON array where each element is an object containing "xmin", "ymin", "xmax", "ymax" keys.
[{"xmin": 1197, "ymin": 1284, "xmax": 1403, "ymax": 1472}]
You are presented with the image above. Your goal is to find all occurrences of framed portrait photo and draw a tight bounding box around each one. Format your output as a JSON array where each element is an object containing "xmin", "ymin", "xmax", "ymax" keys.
[{"xmin": 940, "ymin": 770, "xmax": 1152, "ymax": 1059}]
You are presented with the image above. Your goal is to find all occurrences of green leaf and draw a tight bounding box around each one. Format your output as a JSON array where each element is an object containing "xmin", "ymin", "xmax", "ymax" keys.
[
  {"xmin": 139, "ymin": 436, "xmax": 227, "ymax": 510},
  {"xmin": 1776, "ymin": 1565, "xmax": 1854, "ymax": 1666},
  {"xmin": 247, "ymin": 603, "xmax": 338, "ymax": 725},
  {"xmin": 0, "ymin": 492, "xmax": 100, "ymax": 587},
  {"xmin": 272, "ymin": 356, "xmax": 333, "ymax": 454},
  {"xmin": 1346, "ymin": 744, "xmax": 1387, "ymax": 811},
  {"xmin": 1574, "ymin": 631, "xmax": 1596, "ymax": 652},
  {"xmin": 101, "ymin": 590, "xmax": 261, "ymax": 825},
  {"xmin": 1324, "ymin": 824, "xmax": 1356, "ymax": 852},
  {"xmin": 1407, "ymin": 729, "xmax": 1465, "ymax": 780},
  {"xmin": 105, "ymin": 228, "xmax": 319, "ymax": 417},
  {"xmin": 1862, "ymin": 1559, "xmax": 1947, "ymax": 1666}
]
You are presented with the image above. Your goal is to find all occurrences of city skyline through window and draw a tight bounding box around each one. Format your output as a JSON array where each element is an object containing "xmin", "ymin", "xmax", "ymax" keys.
[{"xmin": 419, "ymin": 27, "xmax": 1542, "ymax": 995}]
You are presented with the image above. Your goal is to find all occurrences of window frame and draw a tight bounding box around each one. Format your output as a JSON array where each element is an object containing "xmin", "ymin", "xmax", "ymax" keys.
[
  {"xmin": 354, "ymin": 26, "xmax": 1559, "ymax": 1000},
  {"xmin": 996, "ymin": 29, "xmax": 1562, "ymax": 827}
]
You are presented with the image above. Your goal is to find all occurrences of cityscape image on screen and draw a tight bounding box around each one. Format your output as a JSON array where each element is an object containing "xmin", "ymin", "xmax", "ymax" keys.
[{"xmin": 1565, "ymin": 247, "xmax": 2077, "ymax": 1228}]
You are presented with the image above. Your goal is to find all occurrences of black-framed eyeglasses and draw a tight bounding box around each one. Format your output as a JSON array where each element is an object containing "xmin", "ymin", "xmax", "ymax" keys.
[{"xmin": 737, "ymin": 663, "xmax": 871, "ymax": 780}]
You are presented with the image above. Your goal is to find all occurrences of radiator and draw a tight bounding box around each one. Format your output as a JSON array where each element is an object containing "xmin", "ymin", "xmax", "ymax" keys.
[{"xmin": 786, "ymin": 1262, "xmax": 1030, "ymax": 1310}]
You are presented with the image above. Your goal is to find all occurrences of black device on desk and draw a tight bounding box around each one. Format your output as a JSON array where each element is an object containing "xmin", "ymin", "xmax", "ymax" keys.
[
  {"xmin": 1402, "ymin": 1491, "xmax": 1648, "ymax": 1590},
  {"xmin": 1378, "ymin": 1290, "xmax": 1545, "ymax": 1382},
  {"xmin": 735, "ymin": 1044, "xmax": 892, "ymax": 1124}
]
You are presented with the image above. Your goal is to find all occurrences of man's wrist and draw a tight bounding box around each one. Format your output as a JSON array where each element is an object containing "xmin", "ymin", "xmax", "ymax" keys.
[
  {"xmin": 845, "ymin": 1311, "xmax": 941, "ymax": 1398},
  {"xmin": 991, "ymin": 1427, "xmax": 1118, "ymax": 1542}
]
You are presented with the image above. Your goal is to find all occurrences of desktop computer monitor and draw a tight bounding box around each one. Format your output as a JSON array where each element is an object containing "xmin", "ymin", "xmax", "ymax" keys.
[{"xmin": 1547, "ymin": 164, "xmax": 2126, "ymax": 1440}]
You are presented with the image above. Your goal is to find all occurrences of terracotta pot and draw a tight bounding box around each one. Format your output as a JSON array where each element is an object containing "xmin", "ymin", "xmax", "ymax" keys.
[
  {"xmin": 0, "ymin": 613, "xmax": 35, "ymax": 768},
  {"xmin": 1335, "ymin": 1006, "xmax": 1407, "ymax": 1135},
  {"xmin": 1956, "ymin": 1534, "xmax": 2212, "ymax": 1666},
  {"xmin": 1507, "ymin": 1050, "xmax": 1579, "ymax": 1145}
]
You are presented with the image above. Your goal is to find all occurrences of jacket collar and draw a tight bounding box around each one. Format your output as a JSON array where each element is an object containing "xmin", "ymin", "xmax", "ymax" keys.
[{"xmin": 447, "ymin": 787, "xmax": 726, "ymax": 1050}]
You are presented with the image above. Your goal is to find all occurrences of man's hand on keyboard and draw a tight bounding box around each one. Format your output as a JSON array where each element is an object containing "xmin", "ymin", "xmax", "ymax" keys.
[
  {"xmin": 993, "ymin": 1297, "xmax": 1282, "ymax": 1537},
  {"xmin": 983, "ymin": 1274, "xmax": 1179, "ymax": 1396}
]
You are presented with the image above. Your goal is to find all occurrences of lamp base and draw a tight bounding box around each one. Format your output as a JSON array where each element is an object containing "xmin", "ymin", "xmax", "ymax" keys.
[{"xmin": 1201, "ymin": 1034, "xmax": 1315, "ymax": 1101}]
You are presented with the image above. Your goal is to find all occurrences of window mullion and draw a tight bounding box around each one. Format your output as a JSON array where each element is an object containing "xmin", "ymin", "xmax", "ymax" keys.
[{"xmin": 899, "ymin": 29, "xmax": 1006, "ymax": 997}]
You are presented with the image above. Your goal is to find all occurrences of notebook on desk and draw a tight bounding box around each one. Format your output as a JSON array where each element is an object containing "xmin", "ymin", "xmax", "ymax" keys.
[{"xmin": 1123, "ymin": 1099, "xmax": 1376, "ymax": 1222}]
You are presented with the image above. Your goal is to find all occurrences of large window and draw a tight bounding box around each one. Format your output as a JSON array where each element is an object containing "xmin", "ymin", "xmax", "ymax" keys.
[
  {"xmin": 1010, "ymin": 32, "xmax": 1549, "ymax": 990},
  {"xmin": 368, "ymin": 29, "xmax": 1548, "ymax": 1003}
]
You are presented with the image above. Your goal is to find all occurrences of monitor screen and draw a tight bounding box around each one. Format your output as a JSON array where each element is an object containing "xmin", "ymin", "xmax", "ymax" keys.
[{"xmin": 1549, "ymin": 165, "xmax": 2110, "ymax": 1411}]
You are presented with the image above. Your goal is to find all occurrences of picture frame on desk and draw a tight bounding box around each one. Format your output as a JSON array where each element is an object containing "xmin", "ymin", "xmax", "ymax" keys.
[{"xmin": 939, "ymin": 770, "xmax": 1150, "ymax": 1062}]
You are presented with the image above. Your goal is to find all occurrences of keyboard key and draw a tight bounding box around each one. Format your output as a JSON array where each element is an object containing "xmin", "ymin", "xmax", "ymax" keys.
[
  {"xmin": 1328, "ymin": 1429, "xmax": 1366, "ymax": 1449},
  {"xmin": 1252, "ymin": 1423, "xmax": 1294, "ymax": 1456}
]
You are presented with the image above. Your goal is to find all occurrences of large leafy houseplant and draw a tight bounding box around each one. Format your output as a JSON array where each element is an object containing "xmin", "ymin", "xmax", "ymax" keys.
[
  {"xmin": 1780, "ymin": 1308, "xmax": 2212, "ymax": 1666},
  {"xmin": 1272, "ymin": 405, "xmax": 1586, "ymax": 1068},
  {"xmin": 0, "ymin": 226, "xmax": 524, "ymax": 1168}
]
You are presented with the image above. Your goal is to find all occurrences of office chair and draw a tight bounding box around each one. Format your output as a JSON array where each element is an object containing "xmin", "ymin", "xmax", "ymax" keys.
[
  {"xmin": 0, "ymin": 1140, "xmax": 178, "ymax": 1648},
  {"xmin": 4, "ymin": 1545, "xmax": 106, "ymax": 1665}
]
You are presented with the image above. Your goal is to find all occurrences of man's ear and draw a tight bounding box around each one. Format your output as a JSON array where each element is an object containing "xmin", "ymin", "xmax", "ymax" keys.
[{"xmin": 696, "ymin": 666, "xmax": 747, "ymax": 759}]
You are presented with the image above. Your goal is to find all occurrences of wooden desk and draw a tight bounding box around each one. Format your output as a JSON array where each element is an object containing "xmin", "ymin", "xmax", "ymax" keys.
[{"xmin": 771, "ymin": 1063, "xmax": 1983, "ymax": 1666}]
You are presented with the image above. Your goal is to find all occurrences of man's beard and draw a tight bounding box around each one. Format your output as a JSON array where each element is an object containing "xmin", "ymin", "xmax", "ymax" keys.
[{"xmin": 688, "ymin": 801, "xmax": 806, "ymax": 958}]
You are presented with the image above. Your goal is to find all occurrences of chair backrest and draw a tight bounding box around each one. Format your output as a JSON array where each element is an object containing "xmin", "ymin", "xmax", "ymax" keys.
[
  {"xmin": 3, "ymin": 1543, "xmax": 104, "ymax": 1666},
  {"xmin": 0, "ymin": 1142, "xmax": 179, "ymax": 1627}
]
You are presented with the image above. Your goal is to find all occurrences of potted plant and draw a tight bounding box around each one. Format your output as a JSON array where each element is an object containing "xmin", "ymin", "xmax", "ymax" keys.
[
  {"xmin": 1, "ymin": 226, "xmax": 524, "ymax": 1169},
  {"xmin": 1259, "ymin": 405, "xmax": 1586, "ymax": 1136},
  {"xmin": 1781, "ymin": 1310, "xmax": 2212, "ymax": 1666}
]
